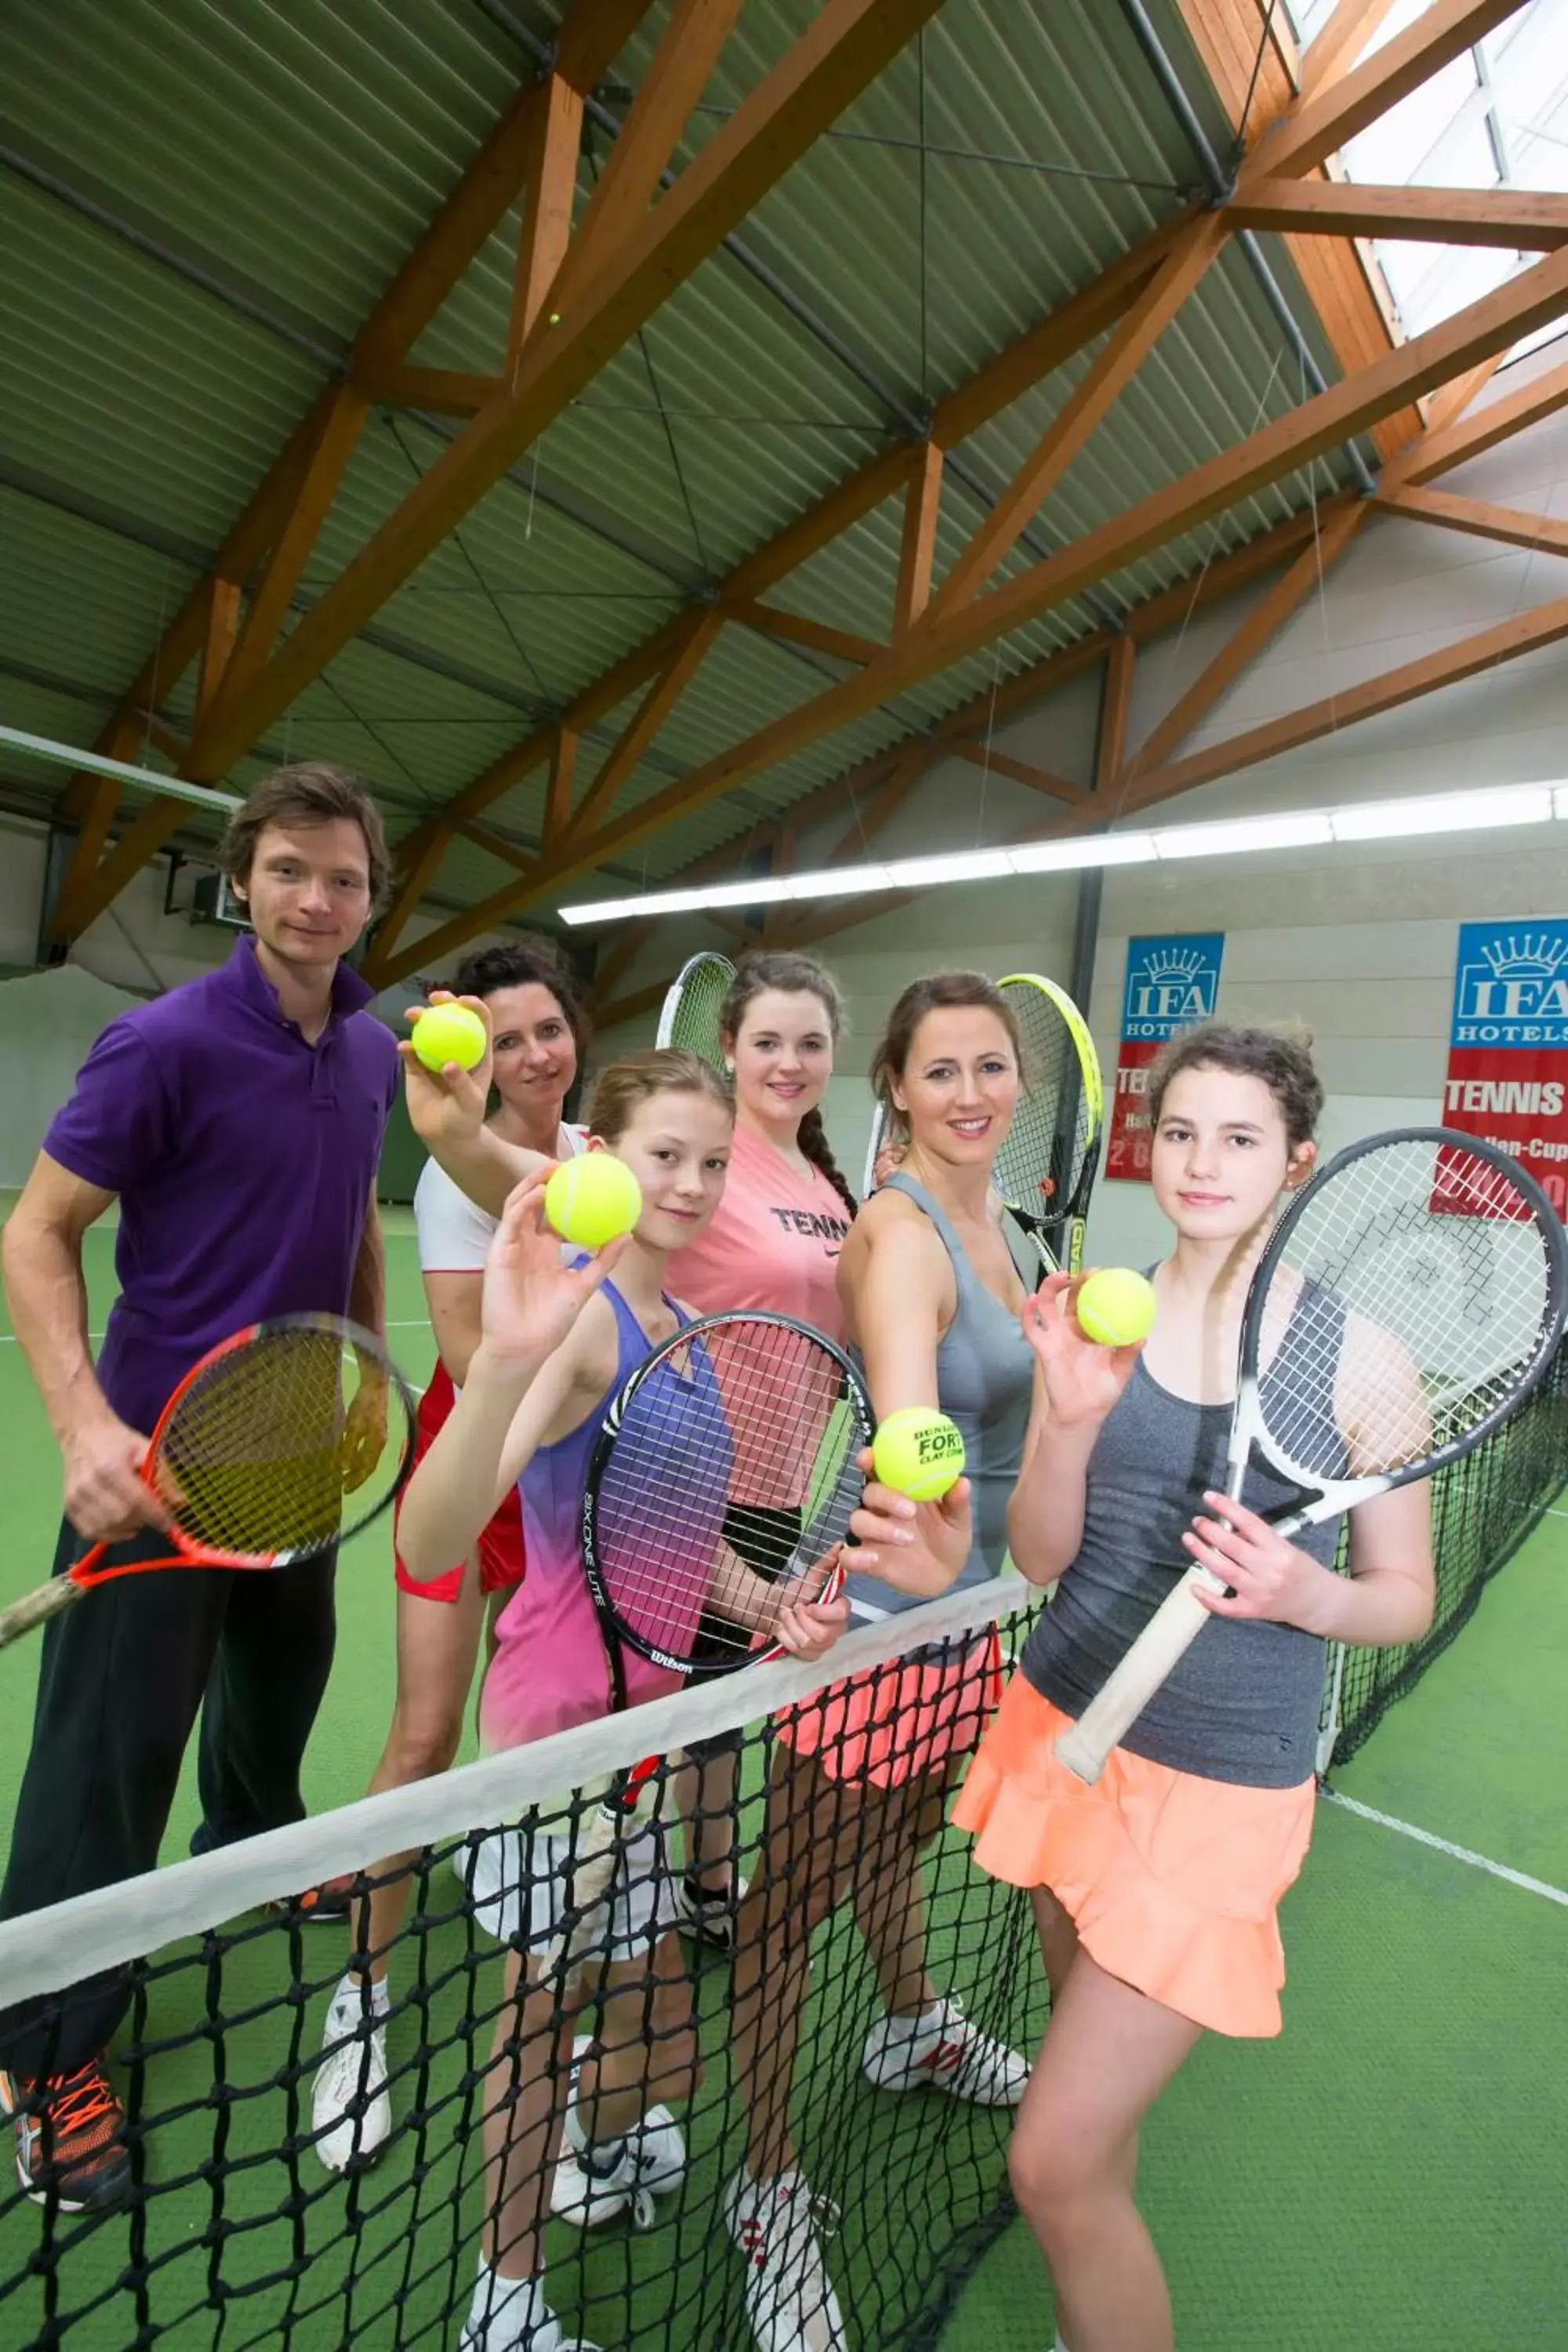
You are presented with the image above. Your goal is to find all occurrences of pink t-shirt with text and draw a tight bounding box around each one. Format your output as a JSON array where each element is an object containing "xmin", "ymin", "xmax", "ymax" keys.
[{"xmin": 675, "ymin": 1123, "xmax": 853, "ymax": 1506}]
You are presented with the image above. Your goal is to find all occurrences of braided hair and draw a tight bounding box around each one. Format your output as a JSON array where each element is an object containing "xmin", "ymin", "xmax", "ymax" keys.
[{"xmin": 720, "ymin": 951, "xmax": 857, "ymax": 1216}]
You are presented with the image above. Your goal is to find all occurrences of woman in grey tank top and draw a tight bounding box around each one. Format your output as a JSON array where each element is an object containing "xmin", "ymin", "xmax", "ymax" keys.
[
  {"xmin": 953, "ymin": 1025, "xmax": 1435, "ymax": 2352},
  {"xmin": 725, "ymin": 975, "xmax": 1036, "ymax": 2351}
]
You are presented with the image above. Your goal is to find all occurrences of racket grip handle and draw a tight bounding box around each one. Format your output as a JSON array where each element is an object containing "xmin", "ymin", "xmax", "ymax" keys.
[
  {"xmin": 1051, "ymin": 1569, "xmax": 1221, "ymax": 1786},
  {"xmin": 0, "ymin": 1573, "xmax": 85, "ymax": 1650}
]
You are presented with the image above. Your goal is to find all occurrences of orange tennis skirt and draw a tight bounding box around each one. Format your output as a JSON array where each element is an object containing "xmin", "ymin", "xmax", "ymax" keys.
[
  {"xmin": 777, "ymin": 1631, "xmax": 1003, "ymax": 1789},
  {"xmin": 953, "ymin": 1674, "xmax": 1316, "ymax": 2038}
]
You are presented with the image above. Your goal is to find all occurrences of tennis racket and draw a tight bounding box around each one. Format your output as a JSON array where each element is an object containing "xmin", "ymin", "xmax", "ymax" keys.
[
  {"xmin": 1054, "ymin": 1129, "xmax": 1567, "ymax": 1785},
  {"xmin": 655, "ymin": 952, "xmax": 735, "ymax": 1073},
  {"xmin": 993, "ymin": 973, "xmax": 1104, "ymax": 1274},
  {"xmin": 547, "ymin": 1310, "xmax": 873, "ymax": 1969},
  {"xmin": 0, "ymin": 1316, "xmax": 417, "ymax": 1650}
]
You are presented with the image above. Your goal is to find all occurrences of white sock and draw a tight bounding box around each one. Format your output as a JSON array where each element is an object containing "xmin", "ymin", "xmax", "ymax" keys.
[
  {"xmin": 332, "ymin": 1972, "xmax": 390, "ymax": 2023},
  {"xmin": 882, "ymin": 1996, "xmax": 951, "ymax": 2043},
  {"xmin": 468, "ymin": 2258, "xmax": 545, "ymax": 2340}
]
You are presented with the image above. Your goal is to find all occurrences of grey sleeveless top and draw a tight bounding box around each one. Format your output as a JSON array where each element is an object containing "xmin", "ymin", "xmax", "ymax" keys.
[
  {"xmin": 844, "ymin": 1172, "xmax": 1034, "ymax": 1628},
  {"xmin": 1021, "ymin": 1282, "xmax": 1349, "ymax": 1789}
]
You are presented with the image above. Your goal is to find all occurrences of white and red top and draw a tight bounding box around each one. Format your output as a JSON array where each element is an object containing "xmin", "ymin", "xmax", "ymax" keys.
[{"xmin": 412, "ymin": 1122, "xmax": 587, "ymax": 1278}]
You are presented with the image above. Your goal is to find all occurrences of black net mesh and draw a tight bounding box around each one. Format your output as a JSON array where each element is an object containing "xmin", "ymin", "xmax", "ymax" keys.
[{"xmin": 3, "ymin": 1354, "xmax": 1564, "ymax": 2349}]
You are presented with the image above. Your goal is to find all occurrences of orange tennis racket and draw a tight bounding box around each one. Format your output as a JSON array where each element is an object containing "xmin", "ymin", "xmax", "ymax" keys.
[{"xmin": 0, "ymin": 1314, "xmax": 416, "ymax": 1650}]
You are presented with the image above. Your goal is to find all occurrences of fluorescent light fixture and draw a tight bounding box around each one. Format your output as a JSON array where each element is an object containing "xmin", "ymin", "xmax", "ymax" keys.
[
  {"xmin": 882, "ymin": 849, "xmax": 1016, "ymax": 887},
  {"xmin": 1151, "ymin": 811, "xmax": 1334, "ymax": 859},
  {"xmin": 1007, "ymin": 834, "xmax": 1156, "ymax": 873},
  {"xmin": 1330, "ymin": 784, "xmax": 1554, "ymax": 841},
  {"xmin": 557, "ymin": 778, "xmax": 1568, "ymax": 925},
  {"xmin": 782, "ymin": 864, "xmax": 895, "ymax": 900}
]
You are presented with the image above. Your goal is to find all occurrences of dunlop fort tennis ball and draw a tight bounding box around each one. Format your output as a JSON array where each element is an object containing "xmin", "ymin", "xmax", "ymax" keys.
[
  {"xmin": 411, "ymin": 1002, "xmax": 487, "ymax": 1073},
  {"xmin": 1076, "ymin": 1267, "xmax": 1157, "ymax": 1348},
  {"xmin": 544, "ymin": 1155, "xmax": 642, "ymax": 1251},
  {"xmin": 871, "ymin": 1407, "xmax": 966, "ymax": 1503}
]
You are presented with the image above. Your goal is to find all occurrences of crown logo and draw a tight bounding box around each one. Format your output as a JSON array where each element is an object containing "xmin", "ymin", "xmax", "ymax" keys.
[
  {"xmin": 1479, "ymin": 933, "xmax": 1568, "ymax": 981},
  {"xmin": 1140, "ymin": 946, "xmax": 1207, "ymax": 982}
]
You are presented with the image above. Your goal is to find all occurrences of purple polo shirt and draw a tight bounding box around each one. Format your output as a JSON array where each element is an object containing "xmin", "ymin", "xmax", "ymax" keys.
[{"xmin": 44, "ymin": 936, "xmax": 400, "ymax": 1433}]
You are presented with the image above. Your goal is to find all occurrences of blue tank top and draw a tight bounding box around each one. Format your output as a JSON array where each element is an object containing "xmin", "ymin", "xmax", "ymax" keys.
[
  {"xmin": 480, "ymin": 1276, "xmax": 728, "ymax": 1749},
  {"xmin": 844, "ymin": 1172, "xmax": 1034, "ymax": 1628}
]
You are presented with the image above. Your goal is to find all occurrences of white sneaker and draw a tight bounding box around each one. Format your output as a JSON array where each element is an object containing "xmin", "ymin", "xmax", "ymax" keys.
[
  {"xmin": 312, "ymin": 1987, "xmax": 391, "ymax": 2172},
  {"xmin": 861, "ymin": 1997, "xmax": 1029, "ymax": 2107},
  {"xmin": 550, "ymin": 2103, "xmax": 686, "ymax": 2228},
  {"xmin": 722, "ymin": 2165, "xmax": 847, "ymax": 2352},
  {"xmin": 458, "ymin": 2262, "xmax": 601, "ymax": 2350}
]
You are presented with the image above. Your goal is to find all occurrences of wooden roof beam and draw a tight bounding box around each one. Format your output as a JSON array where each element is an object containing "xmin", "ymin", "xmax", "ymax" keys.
[
  {"xmin": 186, "ymin": 0, "xmax": 948, "ymax": 782},
  {"xmin": 1228, "ymin": 181, "xmax": 1568, "ymax": 249},
  {"xmin": 378, "ymin": 238, "xmax": 1568, "ymax": 969},
  {"xmin": 1376, "ymin": 484, "xmax": 1568, "ymax": 556}
]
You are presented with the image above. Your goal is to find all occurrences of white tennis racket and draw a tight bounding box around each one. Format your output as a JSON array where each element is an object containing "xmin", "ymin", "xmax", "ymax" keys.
[
  {"xmin": 655, "ymin": 952, "xmax": 735, "ymax": 1073},
  {"xmin": 1054, "ymin": 1128, "xmax": 1568, "ymax": 1785}
]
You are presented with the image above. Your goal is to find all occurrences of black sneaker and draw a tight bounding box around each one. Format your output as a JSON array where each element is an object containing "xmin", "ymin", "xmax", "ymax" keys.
[
  {"xmin": 673, "ymin": 1867, "xmax": 749, "ymax": 1955},
  {"xmin": 0, "ymin": 2058, "xmax": 132, "ymax": 2212}
]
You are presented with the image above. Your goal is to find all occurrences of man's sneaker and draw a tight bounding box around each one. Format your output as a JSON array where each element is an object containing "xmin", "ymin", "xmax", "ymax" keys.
[
  {"xmin": 550, "ymin": 2104, "xmax": 686, "ymax": 2229},
  {"xmin": 672, "ymin": 1867, "xmax": 749, "ymax": 1955},
  {"xmin": 722, "ymin": 2165, "xmax": 847, "ymax": 2352},
  {"xmin": 458, "ymin": 2259, "xmax": 601, "ymax": 2350},
  {"xmin": 268, "ymin": 1873, "xmax": 358, "ymax": 1925},
  {"xmin": 0, "ymin": 2058, "xmax": 131, "ymax": 2212},
  {"xmin": 312, "ymin": 1986, "xmax": 390, "ymax": 2171},
  {"xmin": 862, "ymin": 1997, "xmax": 1028, "ymax": 2107}
]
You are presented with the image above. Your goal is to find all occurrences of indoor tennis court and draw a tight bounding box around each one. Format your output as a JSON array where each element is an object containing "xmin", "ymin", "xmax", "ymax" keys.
[{"xmin": 4, "ymin": 2, "xmax": 1568, "ymax": 2348}]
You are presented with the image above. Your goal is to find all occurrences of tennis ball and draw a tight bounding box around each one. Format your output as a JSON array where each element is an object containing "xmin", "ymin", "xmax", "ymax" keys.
[
  {"xmin": 1076, "ymin": 1268, "xmax": 1157, "ymax": 1348},
  {"xmin": 544, "ymin": 1154, "xmax": 642, "ymax": 1250},
  {"xmin": 412, "ymin": 1002, "xmax": 487, "ymax": 1073},
  {"xmin": 871, "ymin": 1407, "xmax": 967, "ymax": 1503}
]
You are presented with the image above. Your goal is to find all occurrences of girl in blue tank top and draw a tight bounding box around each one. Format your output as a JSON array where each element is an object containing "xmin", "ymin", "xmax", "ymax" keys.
[
  {"xmin": 955, "ymin": 1025, "xmax": 1436, "ymax": 2352},
  {"xmin": 393, "ymin": 1050, "xmax": 856, "ymax": 2352}
]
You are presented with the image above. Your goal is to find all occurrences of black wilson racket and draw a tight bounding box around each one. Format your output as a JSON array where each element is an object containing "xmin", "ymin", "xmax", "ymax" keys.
[
  {"xmin": 1054, "ymin": 1130, "xmax": 1568, "ymax": 1784},
  {"xmin": 546, "ymin": 1311, "xmax": 873, "ymax": 1969},
  {"xmin": 655, "ymin": 951, "xmax": 735, "ymax": 1074},
  {"xmin": 993, "ymin": 973, "xmax": 1104, "ymax": 1274},
  {"xmin": 0, "ymin": 1316, "xmax": 416, "ymax": 1650}
]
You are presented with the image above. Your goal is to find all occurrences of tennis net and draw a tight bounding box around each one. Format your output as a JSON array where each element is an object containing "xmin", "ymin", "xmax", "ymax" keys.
[
  {"xmin": 0, "ymin": 1579, "xmax": 1042, "ymax": 2352},
  {"xmin": 3, "ymin": 1348, "xmax": 1565, "ymax": 2352}
]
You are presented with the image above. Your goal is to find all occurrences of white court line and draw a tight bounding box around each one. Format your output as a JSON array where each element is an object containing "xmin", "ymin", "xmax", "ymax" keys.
[
  {"xmin": 0, "ymin": 1318, "xmax": 432, "ymax": 1345},
  {"xmin": 1319, "ymin": 1787, "xmax": 1568, "ymax": 1908}
]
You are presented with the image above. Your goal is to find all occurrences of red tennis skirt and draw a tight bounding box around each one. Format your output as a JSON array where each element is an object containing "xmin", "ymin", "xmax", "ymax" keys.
[
  {"xmin": 393, "ymin": 1360, "xmax": 526, "ymax": 1606},
  {"xmin": 777, "ymin": 1631, "xmax": 1003, "ymax": 1789}
]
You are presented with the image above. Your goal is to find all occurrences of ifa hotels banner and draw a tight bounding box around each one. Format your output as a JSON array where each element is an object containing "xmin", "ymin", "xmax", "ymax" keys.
[
  {"xmin": 1105, "ymin": 933, "xmax": 1225, "ymax": 1184},
  {"xmin": 1444, "ymin": 921, "xmax": 1568, "ymax": 1217}
]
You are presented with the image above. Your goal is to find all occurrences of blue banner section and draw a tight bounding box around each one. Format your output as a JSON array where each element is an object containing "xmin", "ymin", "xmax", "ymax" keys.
[
  {"xmin": 1450, "ymin": 920, "xmax": 1568, "ymax": 1051},
  {"xmin": 1120, "ymin": 933, "xmax": 1225, "ymax": 1044}
]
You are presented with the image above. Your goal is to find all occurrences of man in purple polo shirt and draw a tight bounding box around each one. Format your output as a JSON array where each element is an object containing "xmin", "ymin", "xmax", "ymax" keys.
[{"xmin": 0, "ymin": 760, "xmax": 400, "ymax": 2215}]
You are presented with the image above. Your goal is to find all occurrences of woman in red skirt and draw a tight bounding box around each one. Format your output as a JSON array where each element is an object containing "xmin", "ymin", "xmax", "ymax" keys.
[{"xmin": 311, "ymin": 941, "xmax": 589, "ymax": 2172}]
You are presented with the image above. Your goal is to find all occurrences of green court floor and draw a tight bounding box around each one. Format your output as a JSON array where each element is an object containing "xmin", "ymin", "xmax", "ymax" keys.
[{"xmin": 1, "ymin": 1205, "xmax": 1563, "ymax": 2349}]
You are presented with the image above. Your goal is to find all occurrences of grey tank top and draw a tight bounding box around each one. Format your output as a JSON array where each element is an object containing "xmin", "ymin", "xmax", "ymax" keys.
[
  {"xmin": 844, "ymin": 1173, "xmax": 1034, "ymax": 1628},
  {"xmin": 1021, "ymin": 1281, "xmax": 1349, "ymax": 1789}
]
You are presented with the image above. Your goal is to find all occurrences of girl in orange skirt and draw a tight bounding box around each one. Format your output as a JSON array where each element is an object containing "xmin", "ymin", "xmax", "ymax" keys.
[{"xmin": 956, "ymin": 1024, "xmax": 1436, "ymax": 2352}]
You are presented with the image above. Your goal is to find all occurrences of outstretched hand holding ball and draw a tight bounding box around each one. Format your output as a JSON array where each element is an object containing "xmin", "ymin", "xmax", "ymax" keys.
[
  {"xmin": 1075, "ymin": 1267, "xmax": 1157, "ymax": 1348},
  {"xmin": 544, "ymin": 1154, "xmax": 642, "ymax": 1252},
  {"xmin": 410, "ymin": 1001, "xmax": 488, "ymax": 1073}
]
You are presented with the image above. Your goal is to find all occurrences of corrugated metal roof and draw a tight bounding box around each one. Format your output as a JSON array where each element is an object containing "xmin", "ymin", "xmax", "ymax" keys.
[{"xmin": 0, "ymin": 0, "xmax": 1412, "ymax": 947}]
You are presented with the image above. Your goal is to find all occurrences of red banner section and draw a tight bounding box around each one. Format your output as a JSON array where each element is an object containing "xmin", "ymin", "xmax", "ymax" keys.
[
  {"xmin": 1441, "ymin": 1047, "xmax": 1568, "ymax": 1216},
  {"xmin": 1104, "ymin": 1039, "xmax": 1161, "ymax": 1184}
]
